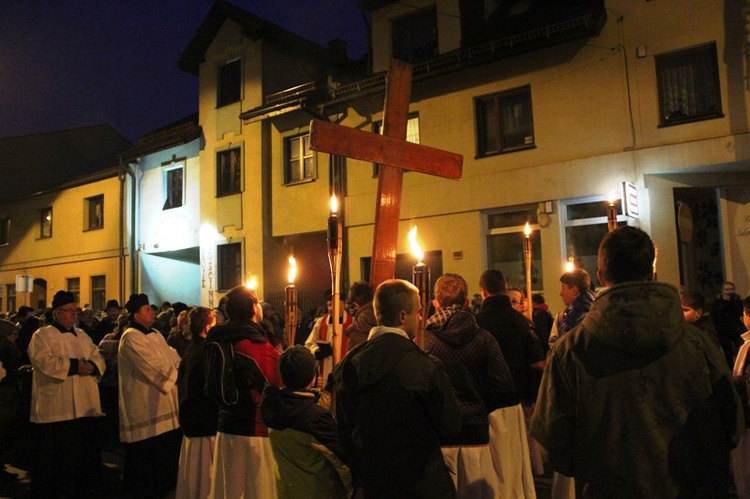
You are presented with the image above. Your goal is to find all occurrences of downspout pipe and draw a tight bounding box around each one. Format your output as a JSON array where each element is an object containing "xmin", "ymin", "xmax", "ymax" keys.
[{"xmin": 119, "ymin": 158, "xmax": 140, "ymax": 297}]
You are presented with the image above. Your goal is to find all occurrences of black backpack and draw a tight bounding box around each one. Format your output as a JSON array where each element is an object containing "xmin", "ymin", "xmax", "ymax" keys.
[{"xmin": 203, "ymin": 340, "xmax": 239, "ymax": 406}]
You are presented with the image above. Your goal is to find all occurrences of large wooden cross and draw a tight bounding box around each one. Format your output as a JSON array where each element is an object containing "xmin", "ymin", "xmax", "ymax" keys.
[{"xmin": 309, "ymin": 59, "xmax": 463, "ymax": 288}]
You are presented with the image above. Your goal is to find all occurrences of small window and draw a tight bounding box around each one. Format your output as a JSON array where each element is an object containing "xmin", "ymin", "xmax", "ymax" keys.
[
  {"xmin": 217, "ymin": 148, "xmax": 242, "ymax": 197},
  {"xmin": 7, "ymin": 284, "xmax": 16, "ymax": 314},
  {"xmin": 163, "ymin": 166, "xmax": 184, "ymax": 210},
  {"xmin": 67, "ymin": 278, "xmax": 80, "ymax": 305},
  {"xmin": 217, "ymin": 58, "xmax": 241, "ymax": 107},
  {"xmin": 91, "ymin": 275, "xmax": 106, "ymax": 313},
  {"xmin": 284, "ymin": 134, "xmax": 316, "ymax": 185},
  {"xmin": 656, "ymin": 42, "xmax": 722, "ymax": 126},
  {"xmin": 40, "ymin": 207, "xmax": 52, "ymax": 239},
  {"xmin": 476, "ymin": 86, "xmax": 534, "ymax": 156},
  {"xmin": 85, "ymin": 195, "xmax": 104, "ymax": 230},
  {"xmin": 217, "ymin": 243, "xmax": 242, "ymax": 291},
  {"xmin": 372, "ymin": 115, "xmax": 420, "ymax": 177},
  {"xmin": 0, "ymin": 218, "xmax": 10, "ymax": 246},
  {"xmin": 392, "ymin": 6, "xmax": 438, "ymax": 64}
]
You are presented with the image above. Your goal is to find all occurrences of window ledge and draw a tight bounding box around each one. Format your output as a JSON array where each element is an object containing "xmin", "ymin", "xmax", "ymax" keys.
[{"xmin": 283, "ymin": 178, "xmax": 316, "ymax": 187}]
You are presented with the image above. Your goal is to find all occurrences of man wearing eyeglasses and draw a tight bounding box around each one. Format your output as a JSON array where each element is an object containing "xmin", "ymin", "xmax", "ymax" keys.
[{"xmin": 28, "ymin": 290, "xmax": 106, "ymax": 498}]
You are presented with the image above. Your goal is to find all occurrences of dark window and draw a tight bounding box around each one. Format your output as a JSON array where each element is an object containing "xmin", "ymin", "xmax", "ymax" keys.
[
  {"xmin": 284, "ymin": 134, "xmax": 316, "ymax": 184},
  {"xmin": 392, "ymin": 6, "xmax": 438, "ymax": 64},
  {"xmin": 91, "ymin": 275, "xmax": 106, "ymax": 313},
  {"xmin": 217, "ymin": 148, "xmax": 242, "ymax": 196},
  {"xmin": 67, "ymin": 278, "xmax": 80, "ymax": 305},
  {"xmin": 476, "ymin": 86, "xmax": 534, "ymax": 156},
  {"xmin": 217, "ymin": 59, "xmax": 241, "ymax": 107},
  {"xmin": 0, "ymin": 218, "xmax": 9, "ymax": 246},
  {"xmin": 218, "ymin": 243, "xmax": 242, "ymax": 291},
  {"xmin": 7, "ymin": 284, "xmax": 15, "ymax": 314},
  {"xmin": 656, "ymin": 42, "xmax": 722, "ymax": 126},
  {"xmin": 40, "ymin": 207, "xmax": 52, "ymax": 238},
  {"xmin": 164, "ymin": 167, "xmax": 184, "ymax": 210},
  {"xmin": 86, "ymin": 195, "xmax": 104, "ymax": 230}
]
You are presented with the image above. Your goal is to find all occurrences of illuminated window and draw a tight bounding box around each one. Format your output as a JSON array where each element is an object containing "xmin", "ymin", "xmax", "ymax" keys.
[
  {"xmin": 40, "ymin": 207, "xmax": 52, "ymax": 239},
  {"xmin": 217, "ymin": 148, "xmax": 242, "ymax": 196},
  {"xmin": 85, "ymin": 195, "xmax": 104, "ymax": 230},
  {"xmin": 484, "ymin": 207, "xmax": 543, "ymax": 291},
  {"xmin": 372, "ymin": 115, "xmax": 420, "ymax": 177},
  {"xmin": 284, "ymin": 133, "xmax": 316, "ymax": 185},
  {"xmin": 0, "ymin": 218, "xmax": 9, "ymax": 246},
  {"xmin": 163, "ymin": 165, "xmax": 184, "ymax": 210},
  {"xmin": 217, "ymin": 58, "xmax": 241, "ymax": 107},
  {"xmin": 392, "ymin": 6, "xmax": 437, "ymax": 64},
  {"xmin": 91, "ymin": 275, "xmax": 106, "ymax": 313},
  {"xmin": 217, "ymin": 243, "xmax": 242, "ymax": 291},
  {"xmin": 656, "ymin": 42, "xmax": 722, "ymax": 126},
  {"xmin": 476, "ymin": 85, "xmax": 534, "ymax": 156},
  {"xmin": 67, "ymin": 278, "xmax": 80, "ymax": 305}
]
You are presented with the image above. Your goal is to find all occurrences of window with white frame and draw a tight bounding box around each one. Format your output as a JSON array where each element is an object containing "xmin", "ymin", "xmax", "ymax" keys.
[
  {"xmin": 561, "ymin": 196, "xmax": 625, "ymax": 289},
  {"xmin": 217, "ymin": 242, "xmax": 242, "ymax": 291},
  {"xmin": 217, "ymin": 58, "xmax": 241, "ymax": 107},
  {"xmin": 476, "ymin": 85, "xmax": 534, "ymax": 156},
  {"xmin": 217, "ymin": 147, "xmax": 242, "ymax": 196},
  {"xmin": 372, "ymin": 115, "xmax": 420, "ymax": 177},
  {"xmin": 163, "ymin": 164, "xmax": 184, "ymax": 210},
  {"xmin": 40, "ymin": 207, "xmax": 52, "ymax": 239},
  {"xmin": 67, "ymin": 277, "xmax": 80, "ymax": 305},
  {"xmin": 0, "ymin": 218, "xmax": 9, "ymax": 246},
  {"xmin": 85, "ymin": 195, "xmax": 104, "ymax": 230},
  {"xmin": 91, "ymin": 275, "xmax": 106, "ymax": 313},
  {"xmin": 656, "ymin": 42, "xmax": 722, "ymax": 127},
  {"xmin": 284, "ymin": 133, "xmax": 316, "ymax": 185},
  {"xmin": 484, "ymin": 207, "xmax": 543, "ymax": 292}
]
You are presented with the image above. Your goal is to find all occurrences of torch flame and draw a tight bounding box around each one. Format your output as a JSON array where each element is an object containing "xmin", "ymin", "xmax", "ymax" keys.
[
  {"xmin": 524, "ymin": 222, "xmax": 532, "ymax": 237},
  {"xmin": 408, "ymin": 226, "xmax": 424, "ymax": 262},
  {"xmin": 287, "ymin": 256, "xmax": 297, "ymax": 284},
  {"xmin": 564, "ymin": 260, "xmax": 575, "ymax": 273},
  {"xmin": 608, "ymin": 189, "xmax": 618, "ymax": 206},
  {"xmin": 246, "ymin": 276, "xmax": 257, "ymax": 290},
  {"xmin": 330, "ymin": 195, "xmax": 339, "ymax": 214}
]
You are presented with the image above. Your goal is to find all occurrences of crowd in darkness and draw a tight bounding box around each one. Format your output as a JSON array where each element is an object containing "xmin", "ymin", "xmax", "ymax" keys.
[{"xmin": 0, "ymin": 226, "xmax": 749, "ymax": 498}]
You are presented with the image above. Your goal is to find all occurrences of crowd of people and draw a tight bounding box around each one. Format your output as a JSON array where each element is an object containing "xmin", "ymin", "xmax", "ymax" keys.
[{"xmin": 0, "ymin": 225, "xmax": 748, "ymax": 498}]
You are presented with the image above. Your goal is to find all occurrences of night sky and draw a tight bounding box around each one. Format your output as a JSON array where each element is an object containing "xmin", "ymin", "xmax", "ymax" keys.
[{"xmin": 0, "ymin": 0, "xmax": 368, "ymax": 143}]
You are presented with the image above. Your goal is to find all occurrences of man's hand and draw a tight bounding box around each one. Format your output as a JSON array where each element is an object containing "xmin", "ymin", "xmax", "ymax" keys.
[{"xmin": 78, "ymin": 359, "xmax": 95, "ymax": 376}]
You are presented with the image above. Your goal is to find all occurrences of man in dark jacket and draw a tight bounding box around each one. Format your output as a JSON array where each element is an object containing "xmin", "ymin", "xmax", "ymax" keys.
[{"xmin": 333, "ymin": 279, "xmax": 461, "ymax": 498}]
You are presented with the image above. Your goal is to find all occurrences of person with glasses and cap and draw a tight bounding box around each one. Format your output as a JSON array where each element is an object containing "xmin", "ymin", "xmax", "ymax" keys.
[{"xmin": 27, "ymin": 290, "xmax": 106, "ymax": 498}]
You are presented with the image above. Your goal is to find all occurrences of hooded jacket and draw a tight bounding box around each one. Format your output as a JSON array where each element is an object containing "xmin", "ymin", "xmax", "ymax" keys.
[
  {"xmin": 532, "ymin": 282, "xmax": 743, "ymax": 498},
  {"xmin": 333, "ymin": 328, "xmax": 461, "ymax": 498},
  {"xmin": 425, "ymin": 305, "xmax": 517, "ymax": 444},
  {"xmin": 261, "ymin": 385, "xmax": 351, "ymax": 498},
  {"xmin": 205, "ymin": 320, "xmax": 281, "ymax": 436}
]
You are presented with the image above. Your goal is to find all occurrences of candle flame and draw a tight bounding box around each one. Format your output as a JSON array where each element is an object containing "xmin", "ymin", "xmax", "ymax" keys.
[
  {"xmin": 287, "ymin": 256, "xmax": 297, "ymax": 284},
  {"xmin": 246, "ymin": 276, "xmax": 257, "ymax": 290},
  {"xmin": 608, "ymin": 189, "xmax": 618, "ymax": 206},
  {"xmin": 330, "ymin": 195, "xmax": 338, "ymax": 214},
  {"xmin": 408, "ymin": 226, "xmax": 424, "ymax": 262},
  {"xmin": 524, "ymin": 222, "xmax": 532, "ymax": 237}
]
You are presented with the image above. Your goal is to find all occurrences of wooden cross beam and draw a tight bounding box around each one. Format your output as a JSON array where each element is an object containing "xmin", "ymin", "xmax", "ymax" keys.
[{"xmin": 310, "ymin": 59, "xmax": 463, "ymax": 288}]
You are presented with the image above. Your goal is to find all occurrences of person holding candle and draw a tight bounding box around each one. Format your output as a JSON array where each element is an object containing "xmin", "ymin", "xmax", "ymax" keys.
[
  {"xmin": 532, "ymin": 226, "xmax": 743, "ymax": 497},
  {"xmin": 424, "ymin": 273, "xmax": 522, "ymax": 497},
  {"xmin": 333, "ymin": 279, "xmax": 461, "ymax": 498}
]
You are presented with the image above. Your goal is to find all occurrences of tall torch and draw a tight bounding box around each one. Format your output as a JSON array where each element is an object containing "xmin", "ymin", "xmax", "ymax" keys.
[
  {"xmin": 523, "ymin": 222, "xmax": 533, "ymax": 321},
  {"xmin": 284, "ymin": 256, "xmax": 298, "ymax": 348},
  {"xmin": 607, "ymin": 190, "xmax": 619, "ymax": 233},
  {"xmin": 409, "ymin": 226, "xmax": 430, "ymax": 350},
  {"xmin": 327, "ymin": 195, "xmax": 343, "ymax": 365}
]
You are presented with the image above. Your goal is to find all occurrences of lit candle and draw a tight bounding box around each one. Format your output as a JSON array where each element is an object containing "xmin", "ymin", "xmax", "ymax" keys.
[
  {"xmin": 284, "ymin": 256, "xmax": 298, "ymax": 347},
  {"xmin": 409, "ymin": 226, "xmax": 430, "ymax": 349},
  {"xmin": 523, "ymin": 222, "xmax": 533, "ymax": 320},
  {"xmin": 246, "ymin": 276, "xmax": 258, "ymax": 290},
  {"xmin": 607, "ymin": 190, "xmax": 619, "ymax": 233},
  {"xmin": 327, "ymin": 195, "xmax": 344, "ymax": 365}
]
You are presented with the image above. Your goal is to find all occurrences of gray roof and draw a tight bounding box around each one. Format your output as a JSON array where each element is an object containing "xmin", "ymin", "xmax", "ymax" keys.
[{"xmin": 0, "ymin": 124, "xmax": 132, "ymax": 204}]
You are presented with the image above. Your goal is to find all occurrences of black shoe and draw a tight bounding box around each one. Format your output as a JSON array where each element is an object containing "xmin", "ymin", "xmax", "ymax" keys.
[{"xmin": 0, "ymin": 468, "xmax": 19, "ymax": 482}]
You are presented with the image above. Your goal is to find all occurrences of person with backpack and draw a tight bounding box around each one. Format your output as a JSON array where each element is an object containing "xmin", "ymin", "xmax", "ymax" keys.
[{"xmin": 205, "ymin": 285, "xmax": 282, "ymax": 498}]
